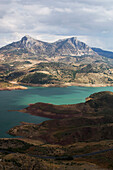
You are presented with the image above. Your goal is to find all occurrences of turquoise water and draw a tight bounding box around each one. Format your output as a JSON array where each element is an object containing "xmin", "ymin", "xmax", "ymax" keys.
[{"xmin": 1, "ymin": 86, "xmax": 113, "ymax": 138}]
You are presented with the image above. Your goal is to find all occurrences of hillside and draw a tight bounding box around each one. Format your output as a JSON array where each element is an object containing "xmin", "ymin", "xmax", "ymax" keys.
[
  {"xmin": 92, "ymin": 47, "xmax": 113, "ymax": 59},
  {"xmin": 9, "ymin": 91, "xmax": 113, "ymax": 145},
  {"xmin": 18, "ymin": 91, "xmax": 113, "ymax": 119},
  {"xmin": 0, "ymin": 138, "xmax": 110, "ymax": 170},
  {"xmin": 1, "ymin": 61, "xmax": 113, "ymax": 87},
  {"xmin": 1, "ymin": 91, "xmax": 113, "ymax": 169},
  {"xmin": 1, "ymin": 36, "xmax": 113, "ymax": 88}
]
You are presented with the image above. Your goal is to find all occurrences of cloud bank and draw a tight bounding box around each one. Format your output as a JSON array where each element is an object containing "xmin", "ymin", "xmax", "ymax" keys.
[{"xmin": 0, "ymin": 0, "xmax": 113, "ymax": 50}]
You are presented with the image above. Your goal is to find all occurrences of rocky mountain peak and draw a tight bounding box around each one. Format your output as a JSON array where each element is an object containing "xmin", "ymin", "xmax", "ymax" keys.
[
  {"xmin": 67, "ymin": 37, "xmax": 79, "ymax": 46},
  {"xmin": 68, "ymin": 37, "xmax": 77, "ymax": 42},
  {"xmin": 0, "ymin": 35, "xmax": 98, "ymax": 62},
  {"xmin": 53, "ymin": 36, "xmax": 94, "ymax": 56},
  {"xmin": 21, "ymin": 35, "xmax": 36, "ymax": 43},
  {"xmin": 20, "ymin": 35, "xmax": 38, "ymax": 49}
]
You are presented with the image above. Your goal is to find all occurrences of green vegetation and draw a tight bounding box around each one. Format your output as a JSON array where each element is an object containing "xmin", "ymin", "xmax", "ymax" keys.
[
  {"xmin": 0, "ymin": 60, "xmax": 113, "ymax": 86},
  {"xmin": 5, "ymin": 71, "xmax": 25, "ymax": 81},
  {"xmin": 21, "ymin": 72, "xmax": 54, "ymax": 84}
]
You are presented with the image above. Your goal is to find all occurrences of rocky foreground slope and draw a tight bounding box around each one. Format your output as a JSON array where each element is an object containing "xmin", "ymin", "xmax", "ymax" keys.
[
  {"xmin": 8, "ymin": 91, "xmax": 113, "ymax": 145},
  {"xmin": 1, "ymin": 91, "xmax": 113, "ymax": 169}
]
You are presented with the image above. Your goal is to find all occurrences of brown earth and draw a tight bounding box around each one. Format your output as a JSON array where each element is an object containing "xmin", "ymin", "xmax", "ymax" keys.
[
  {"xmin": 0, "ymin": 86, "xmax": 27, "ymax": 91},
  {"xmin": 8, "ymin": 91, "xmax": 113, "ymax": 146},
  {"xmin": 20, "ymin": 91, "xmax": 113, "ymax": 119},
  {"xmin": 3, "ymin": 91, "xmax": 113, "ymax": 169}
]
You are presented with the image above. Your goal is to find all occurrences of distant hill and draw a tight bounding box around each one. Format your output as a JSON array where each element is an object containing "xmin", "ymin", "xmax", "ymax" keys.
[{"xmin": 92, "ymin": 47, "xmax": 113, "ymax": 59}]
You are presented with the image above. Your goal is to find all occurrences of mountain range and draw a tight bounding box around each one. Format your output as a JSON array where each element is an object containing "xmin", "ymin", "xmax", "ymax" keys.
[
  {"xmin": 0, "ymin": 35, "xmax": 112, "ymax": 64},
  {"xmin": 0, "ymin": 35, "xmax": 95, "ymax": 59},
  {"xmin": 92, "ymin": 47, "xmax": 113, "ymax": 59},
  {"xmin": 0, "ymin": 35, "xmax": 113, "ymax": 87}
]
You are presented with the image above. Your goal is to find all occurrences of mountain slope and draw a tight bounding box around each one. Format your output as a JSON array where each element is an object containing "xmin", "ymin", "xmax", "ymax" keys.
[
  {"xmin": 92, "ymin": 47, "xmax": 113, "ymax": 59},
  {"xmin": 0, "ymin": 35, "xmax": 98, "ymax": 64},
  {"xmin": 1, "ymin": 36, "xmax": 113, "ymax": 87},
  {"xmin": 3, "ymin": 62, "xmax": 113, "ymax": 87},
  {"xmin": 0, "ymin": 35, "xmax": 53, "ymax": 63},
  {"xmin": 53, "ymin": 37, "xmax": 95, "ymax": 56}
]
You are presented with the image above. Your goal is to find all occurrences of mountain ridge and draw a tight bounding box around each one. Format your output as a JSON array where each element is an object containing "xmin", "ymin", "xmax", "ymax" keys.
[
  {"xmin": 1, "ymin": 35, "xmax": 113, "ymax": 61},
  {"xmin": 0, "ymin": 35, "xmax": 97, "ymax": 62},
  {"xmin": 1, "ymin": 35, "xmax": 113, "ymax": 88},
  {"xmin": 92, "ymin": 47, "xmax": 113, "ymax": 59}
]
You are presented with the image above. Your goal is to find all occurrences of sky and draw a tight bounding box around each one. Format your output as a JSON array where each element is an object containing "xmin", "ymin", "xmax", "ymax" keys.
[{"xmin": 0, "ymin": 0, "xmax": 113, "ymax": 51}]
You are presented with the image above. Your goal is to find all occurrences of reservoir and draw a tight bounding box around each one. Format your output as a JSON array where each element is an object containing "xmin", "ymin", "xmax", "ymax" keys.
[{"xmin": 1, "ymin": 86, "xmax": 113, "ymax": 138}]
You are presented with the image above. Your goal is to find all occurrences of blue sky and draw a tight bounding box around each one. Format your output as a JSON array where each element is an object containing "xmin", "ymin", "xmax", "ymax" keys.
[{"xmin": 0, "ymin": 0, "xmax": 113, "ymax": 51}]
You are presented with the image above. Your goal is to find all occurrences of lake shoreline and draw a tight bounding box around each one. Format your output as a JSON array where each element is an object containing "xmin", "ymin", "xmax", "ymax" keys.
[
  {"xmin": 19, "ymin": 82, "xmax": 113, "ymax": 88},
  {"xmin": 0, "ymin": 85, "xmax": 27, "ymax": 91},
  {"xmin": 1, "ymin": 85, "xmax": 113, "ymax": 138},
  {"xmin": 0, "ymin": 81, "xmax": 113, "ymax": 91}
]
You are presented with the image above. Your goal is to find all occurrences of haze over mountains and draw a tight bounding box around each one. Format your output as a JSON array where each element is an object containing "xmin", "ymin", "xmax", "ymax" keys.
[
  {"xmin": 92, "ymin": 47, "xmax": 113, "ymax": 59},
  {"xmin": 0, "ymin": 35, "xmax": 113, "ymax": 87}
]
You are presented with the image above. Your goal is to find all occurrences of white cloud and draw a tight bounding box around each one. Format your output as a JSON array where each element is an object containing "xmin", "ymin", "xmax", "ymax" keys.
[
  {"xmin": 54, "ymin": 8, "xmax": 72, "ymax": 13},
  {"xmin": 0, "ymin": 0, "xmax": 113, "ymax": 51}
]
